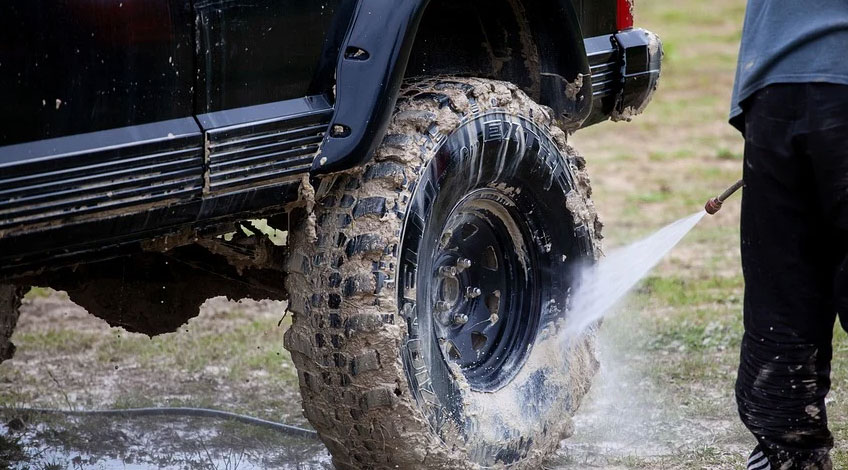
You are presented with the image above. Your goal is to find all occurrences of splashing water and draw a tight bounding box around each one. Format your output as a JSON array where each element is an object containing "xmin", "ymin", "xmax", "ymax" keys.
[{"xmin": 563, "ymin": 211, "xmax": 706, "ymax": 339}]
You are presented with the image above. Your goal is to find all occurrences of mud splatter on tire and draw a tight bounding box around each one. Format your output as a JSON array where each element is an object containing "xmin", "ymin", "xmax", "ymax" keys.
[
  {"xmin": 0, "ymin": 285, "xmax": 27, "ymax": 362},
  {"xmin": 284, "ymin": 77, "xmax": 602, "ymax": 469}
]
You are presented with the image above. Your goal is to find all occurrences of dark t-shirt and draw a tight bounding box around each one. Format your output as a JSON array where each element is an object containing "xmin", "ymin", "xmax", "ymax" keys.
[{"xmin": 730, "ymin": 0, "xmax": 848, "ymax": 132}]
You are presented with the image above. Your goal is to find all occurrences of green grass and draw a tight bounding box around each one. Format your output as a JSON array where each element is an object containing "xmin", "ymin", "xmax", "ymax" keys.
[
  {"xmin": 23, "ymin": 287, "xmax": 57, "ymax": 300},
  {"xmin": 13, "ymin": 329, "xmax": 101, "ymax": 355},
  {"xmin": 560, "ymin": 0, "xmax": 848, "ymax": 467},
  {"xmin": 90, "ymin": 317, "xmax": 294, "ymax": 380},
  {"xmin": 636, "ymin": 275, "xmax": 743, "ymax": 308}
]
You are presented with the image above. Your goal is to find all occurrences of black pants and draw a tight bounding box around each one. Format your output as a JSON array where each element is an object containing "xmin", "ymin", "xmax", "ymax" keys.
[{"xmin": 737, "ymin": 83, "xmax": 848, "ymax": 468}]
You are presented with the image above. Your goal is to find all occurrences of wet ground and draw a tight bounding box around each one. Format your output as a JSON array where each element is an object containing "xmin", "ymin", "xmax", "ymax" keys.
[
  {"xmin": 0, "ymin": 412, "xmax": 331, "ymax": 470},
  {"xmin": 0, "ymin": 350, "xmax": 742, "ymax": 470},
  {"xmin": 547, "ymin": 311, "xmax": 751, "ymax": 470},
  {"xmin": 0, "ymin": 292, "xmax": 746, "ymax": 470},
  {"xmin": 0, "ymin": 292, "xmax": 331, "ymax": 470}
]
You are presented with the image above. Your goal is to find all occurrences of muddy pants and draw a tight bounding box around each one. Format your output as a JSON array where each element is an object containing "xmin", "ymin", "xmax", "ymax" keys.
[{"xmin": 738, "ymin": 83, "xmax": 848, "ymax": 469}]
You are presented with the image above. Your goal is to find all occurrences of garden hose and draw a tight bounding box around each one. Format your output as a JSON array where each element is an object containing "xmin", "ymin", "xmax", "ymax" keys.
[{"xmin": 8, "ymin": 406, "xmax": 319, "ymax": 440}]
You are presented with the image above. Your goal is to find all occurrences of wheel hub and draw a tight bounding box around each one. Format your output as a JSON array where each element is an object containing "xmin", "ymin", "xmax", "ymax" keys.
[{"xmin": 427, "ymin": 191, "xmax": 538, "ymax": 390}]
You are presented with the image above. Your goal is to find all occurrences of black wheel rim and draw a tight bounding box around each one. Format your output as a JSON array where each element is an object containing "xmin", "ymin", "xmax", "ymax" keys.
[
  {"xmin": 398, "ymin": 111, "xmax": 596, "ymax": 452},
  {"xmin": 427, "ymin": 190, "xmax": 538, "ymax": 391}
]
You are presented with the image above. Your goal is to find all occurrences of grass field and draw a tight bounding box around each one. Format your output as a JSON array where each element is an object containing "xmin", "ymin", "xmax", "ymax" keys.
[
  {"xmin": 557, "ymin": 0, "xmax": 848, "ymax": 468},
  {"xmin": 4, "ymin": 0, "xmax": 848, "ymax": 469}
]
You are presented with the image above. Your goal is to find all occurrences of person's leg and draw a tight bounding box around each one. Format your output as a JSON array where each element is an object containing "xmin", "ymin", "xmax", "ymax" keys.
[
  {"xmin": 805, "ymin": 84, "xmax": 848, "ymax": 337},
  {"xmin": 737, "ymin": 84, "xmax": 836, "ymax": 469}
]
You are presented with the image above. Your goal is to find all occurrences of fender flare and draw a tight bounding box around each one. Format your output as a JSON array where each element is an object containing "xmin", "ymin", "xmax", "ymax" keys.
[{"xmin": 312, "ymin": 0, "xmax": 590, "ymax": 175}]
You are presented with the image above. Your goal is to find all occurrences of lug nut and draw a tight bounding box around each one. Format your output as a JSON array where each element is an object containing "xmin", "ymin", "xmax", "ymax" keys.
[
  {"xmin": 465, "ymin": 287, "xmax": 482, "ymax": 299},
  {"xmin": 438, "ymin": 266, "xmax": 457, "ymax": 277},
  {"xmin": 456, "ymin": 258, "xmax": 472, "ymax": 272},
  {"xmin": 435, "ymin": 301, "xmax": 450, "ymax": 312},
  {"xmin": 452, "ymin": 314, "xmax": 469, "ymax": 326}
]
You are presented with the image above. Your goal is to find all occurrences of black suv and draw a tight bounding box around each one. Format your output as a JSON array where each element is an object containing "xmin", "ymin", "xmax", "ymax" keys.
[{"xmin": 0, "ymin": 1, "xmax": 660, "ymax": 468}]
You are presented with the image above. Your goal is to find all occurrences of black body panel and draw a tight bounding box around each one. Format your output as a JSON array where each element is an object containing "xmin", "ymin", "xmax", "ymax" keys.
[
  {"xmin": 529, "ymin": 0, "xmax": 593, "ymax": 126},
  {"xmin": 0, "ymin": 0, "xmax": 343, "ymax": 278},
  {"xmin": 0, "ymin": 0, "xmax": 195, "ymax": 146},
  {"xmin": 573, "ymin": 0, "xmax": 619, "ymax": 38},
  {"xmin": 198, "ymin": 96, "xmax": 332, "ymax": 193},
  {"xmin": 194, "ymin": 0, "xmax": 350, "ymax": 113},
  {"xmin": 0, "ymin": 0, "xmax": 660, "ymax": 281},
  {"xmin": 0, "ymin": 118, "xmax": 203, "ymax": 234}
]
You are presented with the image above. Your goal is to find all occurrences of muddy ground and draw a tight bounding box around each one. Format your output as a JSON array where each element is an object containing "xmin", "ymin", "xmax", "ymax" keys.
[
  {"xmin": 5, "ymin": 0, "xmax": 848, "ymax": 469},
  {"xmin": 0, "ymin": 294, "xmax": 332, "ymax": 469}
]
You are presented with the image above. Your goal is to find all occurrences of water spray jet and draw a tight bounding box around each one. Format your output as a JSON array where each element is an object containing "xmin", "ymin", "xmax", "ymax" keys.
[{"xmin": 563, "ymin": 179, "xmax": 746, "ymax": 338}]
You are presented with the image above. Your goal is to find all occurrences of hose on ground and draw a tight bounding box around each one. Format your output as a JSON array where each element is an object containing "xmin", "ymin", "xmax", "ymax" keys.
[{"xmin": 7, "ymin": 407, "xmax": 319, "ymax": 440}]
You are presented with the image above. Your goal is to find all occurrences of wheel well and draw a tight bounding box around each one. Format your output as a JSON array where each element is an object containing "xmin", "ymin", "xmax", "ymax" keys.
[
  {"xmin": 407, "ymin": 0, "xmax": 541, "ymax": 99},
  {"xmin": 407, "ymin": 0, "xmax": 589, "ymax": 122}
]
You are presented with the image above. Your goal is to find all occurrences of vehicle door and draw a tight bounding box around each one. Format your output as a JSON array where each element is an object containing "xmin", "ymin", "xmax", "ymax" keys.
[
  {"xmin": 0, "ymin": 0, "xmax": 202, "ymax": 230},
  {"xmin": 193, "ymin": 0, "xmax": 353, "ymax": 193}
]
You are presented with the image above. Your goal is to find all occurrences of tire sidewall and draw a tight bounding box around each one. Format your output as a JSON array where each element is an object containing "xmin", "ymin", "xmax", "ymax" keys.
[
  {"xmin": 398, "ymin": 111, "xmax": 596, "ymax": 467},
  {"xmin": 285, "ymin": 78, "xmax": 600, "ymax": 470}
]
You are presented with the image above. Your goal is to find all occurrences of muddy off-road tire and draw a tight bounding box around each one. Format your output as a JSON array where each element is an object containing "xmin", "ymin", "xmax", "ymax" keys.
[
  {"xmin": 285, "ymin": 77, "xmax": 602, "ymax": 469},
  {"xmin": 0, "ymin": 285, "xmax": 26, "ymax": 362}
]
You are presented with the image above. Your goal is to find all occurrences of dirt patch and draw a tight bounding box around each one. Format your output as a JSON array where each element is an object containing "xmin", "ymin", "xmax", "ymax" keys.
[
  {"xmin": 1, "ymin": 292, "xmax": 302, "ymax": 424},
  {"xmin": 565, "ymin": 73, "xmax": 584, "ymax": 101}
]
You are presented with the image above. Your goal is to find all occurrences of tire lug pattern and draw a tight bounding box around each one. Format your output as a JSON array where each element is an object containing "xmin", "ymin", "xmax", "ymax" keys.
[{"xmin": 284, "ymin": 77, "xmax": 602, "ymax": 469}]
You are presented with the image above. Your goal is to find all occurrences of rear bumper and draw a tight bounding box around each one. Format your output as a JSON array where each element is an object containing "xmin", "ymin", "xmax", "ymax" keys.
[
  {"xmin": 582, "ymin": 28, "xmax": 662, "ymax": 126},
  {"xmin": 614, "ymin": 28, "xmax": 663, "ymax": 120}
]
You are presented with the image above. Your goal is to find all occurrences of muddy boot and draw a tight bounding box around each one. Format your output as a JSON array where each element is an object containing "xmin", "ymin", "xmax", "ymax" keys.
[
  {"xmin": 748, "ymin": 445, "xmax": 834, "ymax": 470},
  {"xmin": 747, "ymin": 446, "xmax": 771, "ymax": 470}
]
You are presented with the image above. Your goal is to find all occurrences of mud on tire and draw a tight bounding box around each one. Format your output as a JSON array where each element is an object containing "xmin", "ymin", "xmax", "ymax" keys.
[
  {"xmin": 0, "ymin": 285, "xmax": 27, "ymax": 363},
  {"xmin": 285, "ymin": 77, "xmax": 602, "ymax": 469}
]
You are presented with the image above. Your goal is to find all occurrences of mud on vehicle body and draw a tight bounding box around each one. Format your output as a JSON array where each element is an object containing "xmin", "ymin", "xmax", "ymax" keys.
[{"xmin": 0, "ymin": 0, "xmax": 661, "ymax": 468}]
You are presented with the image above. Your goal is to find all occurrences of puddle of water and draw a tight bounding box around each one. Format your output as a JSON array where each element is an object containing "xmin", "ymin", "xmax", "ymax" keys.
[{"xmin": 0, "ymin": 413, "xmax": 331, "ymax": 470}]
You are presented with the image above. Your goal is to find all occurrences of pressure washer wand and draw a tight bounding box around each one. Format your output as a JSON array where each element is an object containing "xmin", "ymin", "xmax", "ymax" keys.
[{"xmin": 705, "ymin": 179, "xmax": 744, "ymax": 215}]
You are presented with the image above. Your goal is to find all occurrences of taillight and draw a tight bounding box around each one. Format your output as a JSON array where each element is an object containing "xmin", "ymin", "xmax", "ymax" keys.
[{"xmin": 617, "ymin": 0, "xmax": 634, "ymax": 30}]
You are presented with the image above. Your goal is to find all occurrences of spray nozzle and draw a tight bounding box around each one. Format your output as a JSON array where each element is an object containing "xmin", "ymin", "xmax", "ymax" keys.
[{"xmin": 705, "ymin": 179, "xmax": 744, "ymax": 215}]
